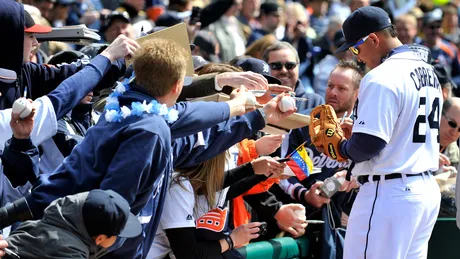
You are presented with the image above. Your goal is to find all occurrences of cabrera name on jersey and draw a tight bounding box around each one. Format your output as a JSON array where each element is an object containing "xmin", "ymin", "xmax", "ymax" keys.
[{"xmin": 352, "ymin": 50, "xmax": 442, "ymax": 176}]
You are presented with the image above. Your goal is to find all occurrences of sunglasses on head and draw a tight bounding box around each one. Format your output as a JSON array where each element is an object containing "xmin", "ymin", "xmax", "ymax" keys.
[
  {"xmin": 444, "ymin": 114, "xmax": 460, "ymax": 132},
  {"xmin": 269, "ymin": 61, "xmax": 298, "ymax": 70},
  {"xmin": 349, "ymin": 35, "xmax": 369, "ymax": 55}
]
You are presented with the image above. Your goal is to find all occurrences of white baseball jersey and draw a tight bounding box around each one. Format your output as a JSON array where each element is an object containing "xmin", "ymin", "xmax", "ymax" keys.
[{"xmin": 352, "ymin": 51, "xmax": 442, "ymax": 176}]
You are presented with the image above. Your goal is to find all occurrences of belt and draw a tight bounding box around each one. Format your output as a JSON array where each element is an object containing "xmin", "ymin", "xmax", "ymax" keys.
[{"xmin": 357, "ymin": 171, "xmax": 431, "ymax": 185}]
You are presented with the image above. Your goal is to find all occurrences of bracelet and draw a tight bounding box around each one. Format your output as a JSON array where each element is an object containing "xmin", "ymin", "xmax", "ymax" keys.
[
  {"xmin": 257, "ymin": 108, "xmax": 268, "ymax": 125},
  {"xmin": 224, "ymin": 235, "xmax": 234, "ymax": 250}
]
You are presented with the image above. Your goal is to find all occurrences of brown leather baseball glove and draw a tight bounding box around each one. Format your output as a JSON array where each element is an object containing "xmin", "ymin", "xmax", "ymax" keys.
[{"xmin": 309, "ymin": 105, "xmax": 348, "ymax": 162}]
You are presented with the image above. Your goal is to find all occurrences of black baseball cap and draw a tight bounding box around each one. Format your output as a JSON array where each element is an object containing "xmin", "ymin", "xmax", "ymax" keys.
[
  {"xmin": 433, "ymin": 62, "xmax": 457, "ymax": 89},
  {"xmin": 101, "ymin": 11, "xmax": 131, "ymax": 33},
  {"xmin": 260, "ymin": 2, "xmax": 281, "ymax": 16},
  {"xmin": 193, "ymin": 31, "xmax": 220, "ymax": 63},
  {"xmin": 24, "ymin": 10, "xmax": 52, "ymax": 34},
  {"xmin": 82, "ymin": 190, "xmax": 142, "ymax": 238},
  {"xmin": 235, "ymin": 57, "xmax": 282, "ymax": 85},
  {"xmin": 335, "ymin": 6, "xmax": 392, "ymax": 54}
]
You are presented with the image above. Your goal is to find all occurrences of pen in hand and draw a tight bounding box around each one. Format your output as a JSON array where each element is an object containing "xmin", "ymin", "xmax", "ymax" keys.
[
  {"xmin": 340, "ymin": 111, "xmax": 348, "ymax": 124},
  {"xmin": 3, "ymin": 247, "xmax": 20, "ymax": 258}
]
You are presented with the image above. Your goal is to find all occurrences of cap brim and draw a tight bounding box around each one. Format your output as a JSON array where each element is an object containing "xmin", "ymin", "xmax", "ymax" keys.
[
  {"xmin": 184, "ymin": 76, "xmax": 193, "ymax": 86},
  {"xmin": 334, "ymin": 41, "xmax": 356, "ymax": 54},
  {"xmin": 263, "ymin": 74, "xmax": 282, "ymax": 85},
  {"xmin": 0, "ymin": 68, "xmax": 17, "ymax": 83},
  {"xmin": 118, "ymin": 213, "xmax": 142, "ymax": 238},
  {"xmin": 25, "ymin": 24, "xmax": 52, "ymax": 34}
]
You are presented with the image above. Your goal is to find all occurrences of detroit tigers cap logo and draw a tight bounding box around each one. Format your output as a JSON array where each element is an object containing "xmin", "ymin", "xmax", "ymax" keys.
[
  {"xmin": 325, "ymin": 128, "xmax": 335, "ymax": 137},
  {"xmin": 263, "ymin": 63, "xmax": 269, "ymax": 73}
]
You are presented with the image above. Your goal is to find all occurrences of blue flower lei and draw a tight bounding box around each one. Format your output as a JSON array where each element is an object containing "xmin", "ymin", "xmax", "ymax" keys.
[{"xmin": 104, "ymin": 73, "xmax": 179, "ymax": 123}]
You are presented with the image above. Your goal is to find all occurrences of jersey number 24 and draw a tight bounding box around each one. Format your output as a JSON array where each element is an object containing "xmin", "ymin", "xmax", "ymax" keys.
[{"xmin": 412, "ymin": 97, "xmax": 440, "ymax": 143}]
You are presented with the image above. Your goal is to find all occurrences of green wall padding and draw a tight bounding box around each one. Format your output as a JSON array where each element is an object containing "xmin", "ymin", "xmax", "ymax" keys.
[{"xmin": 237, "ymin": 237, "xmax": 300, "ymax": 259}]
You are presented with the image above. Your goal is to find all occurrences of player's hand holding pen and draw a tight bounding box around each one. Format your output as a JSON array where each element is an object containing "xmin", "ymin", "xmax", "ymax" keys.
[{"xmin": 340, "ymin": 111, "xmax": 353, "ymax": 139}]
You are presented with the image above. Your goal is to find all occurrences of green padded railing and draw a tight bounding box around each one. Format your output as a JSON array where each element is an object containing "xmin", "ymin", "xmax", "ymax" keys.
[{"xmin": 236, "ymin": 236, "xmax": 309, "ymax": 259}]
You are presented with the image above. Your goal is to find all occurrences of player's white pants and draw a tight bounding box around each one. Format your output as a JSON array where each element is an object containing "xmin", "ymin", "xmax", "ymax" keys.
[{"xmin": 344, "ymin": 173, "xmax": 441, "ymax": 259}]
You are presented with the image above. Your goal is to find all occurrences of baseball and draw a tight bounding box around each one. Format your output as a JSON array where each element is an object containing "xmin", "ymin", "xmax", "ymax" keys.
[
  {"xmin": 278, "ymin": 96, "xmax": 296, "ymax": 112},
  {"xmin": 246, "ymin": 91, "xmax": 257, "ymax": 106},
  {"xmin": 294, "ymin": 208, "xmax": 307, "ymax": 221},
  {"xmin": 12, "ymin": 98, "xmax": 32, "ymax": 119}
]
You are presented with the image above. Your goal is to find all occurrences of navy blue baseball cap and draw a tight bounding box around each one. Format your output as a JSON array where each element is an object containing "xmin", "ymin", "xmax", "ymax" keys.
[
  {"xmin": 82, "ymin": 189, "xmax": 142, "ymax": 238},
  {"xmin": 235, "ymin": 57, "xmax": 282, "ymax": 85},
  {"xmin": 335, "ymin": 6, "xmax": 392, "ymax": 54}
]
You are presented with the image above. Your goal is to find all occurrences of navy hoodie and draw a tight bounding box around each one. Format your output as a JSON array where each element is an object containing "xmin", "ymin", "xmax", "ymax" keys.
[{"xmin": 0, "ymin": 0, "xmax": 125, "ymax": 110}]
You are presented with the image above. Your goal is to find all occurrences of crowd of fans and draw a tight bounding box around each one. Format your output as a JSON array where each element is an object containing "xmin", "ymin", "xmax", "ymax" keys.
[{"xmin": 0, "ymin": 0, "xmax": 459, "ymax": 258}]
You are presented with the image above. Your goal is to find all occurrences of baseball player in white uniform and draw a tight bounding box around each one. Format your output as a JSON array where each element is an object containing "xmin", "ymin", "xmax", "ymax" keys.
[{"xmin": 333, "ymin": 6, "xmax": 441, "ymax": 259}]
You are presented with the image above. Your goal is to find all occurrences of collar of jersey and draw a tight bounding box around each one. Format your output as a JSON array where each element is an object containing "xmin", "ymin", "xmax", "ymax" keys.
[{"xmin": 381, "ymin": 45, "xmax": 412, "ymax": 63}]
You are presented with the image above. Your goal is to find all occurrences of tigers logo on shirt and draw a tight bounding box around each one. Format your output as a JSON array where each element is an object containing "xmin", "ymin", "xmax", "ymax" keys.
[{"xmin": 196, "ymin": 207, "xmax": 228, "ymax": 232}]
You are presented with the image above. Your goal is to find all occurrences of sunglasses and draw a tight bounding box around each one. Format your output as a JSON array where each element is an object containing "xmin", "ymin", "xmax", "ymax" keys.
[
  {"xmin": 444, "ymin": 114, "xmax": 460, "ymax": 132},
  {"xmin": 349, "ymin": 35, "xmax": 369, "ymax": 55},
  {"xmin": 269, "ymin": 61, "xmax": 298, "ymax": 71},
  {"xmin": 429, "ymin": 24, "xmax": 441, "ymax": 30}
]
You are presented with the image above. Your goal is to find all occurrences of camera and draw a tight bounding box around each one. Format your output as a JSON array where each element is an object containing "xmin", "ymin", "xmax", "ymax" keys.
[
  {"xmin": 258, "ymin": 222, "xmax": 267, "ymax": 236},
  {"xmin": 189, "ymin": 6, "xmax": 201, "ymax": 25},
  {"xmin": 0, "ymin": 197, "xmax": 33, "ymax": 229},
  {"xmin": 319, "ymin": 176, "xmax": 345, "ymax": 198}
]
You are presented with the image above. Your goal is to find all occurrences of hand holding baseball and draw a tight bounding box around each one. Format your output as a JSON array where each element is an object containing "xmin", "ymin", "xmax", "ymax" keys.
[
  {"xmin": 10, "ymin": 98, "xmax": 36, "ymax": 139},
  {"xmin": 278, "ymin": 96, "xmax": 296, "ymax": 112},
  {"xmin": 262, "ymin": 94, "xmax": 297, "ymax": 124}
]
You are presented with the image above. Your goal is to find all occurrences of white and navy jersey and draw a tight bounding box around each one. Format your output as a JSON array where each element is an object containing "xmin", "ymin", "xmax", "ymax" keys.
[{"xmin": 352, "ymin": 51, "xmax": 442, "ymax": 176}]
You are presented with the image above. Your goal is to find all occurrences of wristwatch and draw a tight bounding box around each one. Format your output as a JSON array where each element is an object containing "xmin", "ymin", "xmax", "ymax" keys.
[
  {"xmin": 257, "ymin": 108, "xmax": 268, "ymax": 125},
  {"xmin": 224, "ymin": 234, "xmax": 234, "ymax": 250}
]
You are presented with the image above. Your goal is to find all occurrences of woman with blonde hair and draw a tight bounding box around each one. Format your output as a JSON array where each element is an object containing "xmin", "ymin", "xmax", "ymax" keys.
[{"xmin": 149, "ymin": 150, "xmax": 286, "ymax": 259}]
